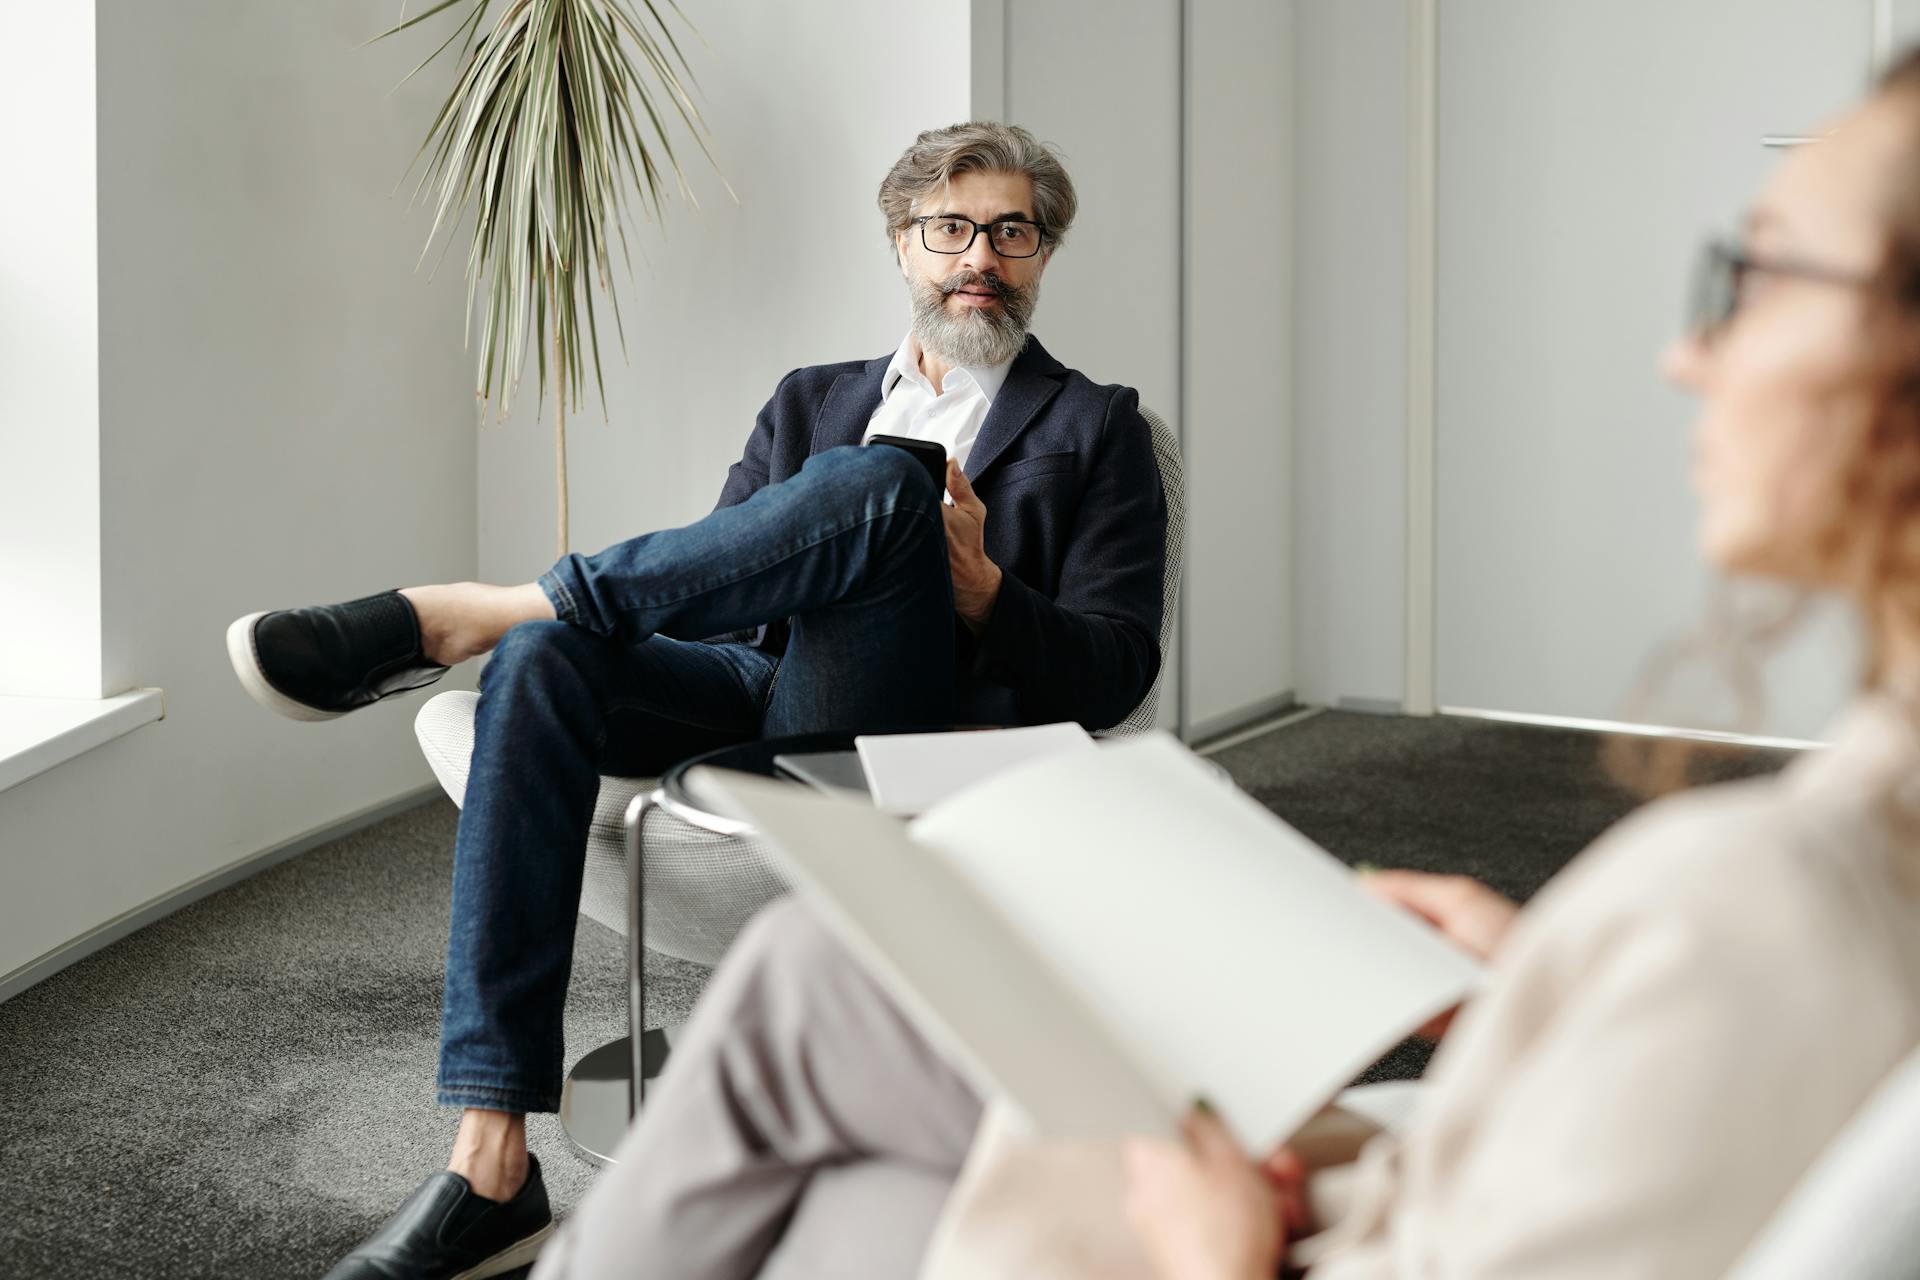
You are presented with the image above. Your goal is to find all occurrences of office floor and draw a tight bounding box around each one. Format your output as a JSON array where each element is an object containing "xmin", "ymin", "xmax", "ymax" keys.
[{"xmin": 0, "ymin": 710, "xmax": 1789, "ymax": 1279}]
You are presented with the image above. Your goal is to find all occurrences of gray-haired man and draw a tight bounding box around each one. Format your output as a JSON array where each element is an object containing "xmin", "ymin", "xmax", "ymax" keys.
[{"xmin": 276, "ymin": 121, "xmax": 1166, "ymax": 1279}]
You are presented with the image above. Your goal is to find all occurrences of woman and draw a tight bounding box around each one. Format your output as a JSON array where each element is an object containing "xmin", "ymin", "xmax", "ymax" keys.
[
  {"xmin": 1124, "ymin": 55, "xmax": 1920, "ymax": 1279},
  {"xmin": 534, "ymin": 55, "xmax": 1920, "ymax": 1280}
]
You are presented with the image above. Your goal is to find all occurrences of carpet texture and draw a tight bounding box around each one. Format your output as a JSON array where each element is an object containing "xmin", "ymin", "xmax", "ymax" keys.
[
  {"xmin": 0, "ymin": 800, "xmax": 706, "ymax": 1280},
  {"xmin": 0, "ymin": 710, "xmax": 1788, "ymax": 1278}
]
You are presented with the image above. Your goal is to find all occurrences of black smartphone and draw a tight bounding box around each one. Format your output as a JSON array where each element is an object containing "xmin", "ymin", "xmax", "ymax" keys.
[{"xmin": 865, "ymin": 434, "xmax": 949, "ymax": 492}]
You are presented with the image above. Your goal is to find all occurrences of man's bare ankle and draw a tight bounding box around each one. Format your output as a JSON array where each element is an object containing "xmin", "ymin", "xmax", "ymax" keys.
[
  {"xmin": 449, "ymin": 1109, "xmax": 529, "ymax": 1203},
  {"xmin": 399, "ymin": 584, "xmax": 485, "ymax": 666},
  {"xmin": 400, "ymin": 582, "xmax": 555, "ymax": 666}
]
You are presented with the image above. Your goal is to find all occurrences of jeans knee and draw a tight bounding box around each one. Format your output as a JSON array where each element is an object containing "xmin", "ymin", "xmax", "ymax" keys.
[
  {"xmin": 817, "ymin": 443, "xmax": 941, "ymax": 511},
  {"xmin": 479, "ymin": 620, "xmax": 584, "ymax": 694}
]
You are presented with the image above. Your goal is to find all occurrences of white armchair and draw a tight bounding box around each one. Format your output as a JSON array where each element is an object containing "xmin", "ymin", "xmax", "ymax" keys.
[
  {"xmin": 413, "ymin": 407, "xmax": 1187, "ymax": 1160},
  {"xmin": 1726, "ymin": 1043, "xmax": 1920, "ymax": 1279}
]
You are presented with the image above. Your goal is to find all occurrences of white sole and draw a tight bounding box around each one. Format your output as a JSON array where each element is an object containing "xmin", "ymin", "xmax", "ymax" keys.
[
  {"xmin": 452, "ymin": 1221, "xmax": 557, "ymax": 1279},
  {"xmin": 224, "ymin": 612, "xmax": 346, "ymax": 722}
]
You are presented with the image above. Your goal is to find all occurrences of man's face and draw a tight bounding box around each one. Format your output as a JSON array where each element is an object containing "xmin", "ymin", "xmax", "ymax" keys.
[{"xmin": 895, "ymin": 168, "xmax": 1050, "ymax": 366}]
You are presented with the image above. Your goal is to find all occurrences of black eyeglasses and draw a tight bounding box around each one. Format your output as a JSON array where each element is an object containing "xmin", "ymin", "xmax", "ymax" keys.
[
  {"xmin": 1689, "ymin": 239, "xmax": 1877, "ymax": 338},
  {"xmin": 912, "ymin": 215, "xmax": 1047, "ymax": 259}
]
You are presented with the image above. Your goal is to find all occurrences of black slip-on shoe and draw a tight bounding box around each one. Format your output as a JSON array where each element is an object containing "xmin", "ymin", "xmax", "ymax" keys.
[
  {"xmin": 322, "ymin": 1154, "xmax": 554, "ymax": 1280},
  {"xmin": 226, "ymin": 590, "xmax": 449, "ymax": 722}
]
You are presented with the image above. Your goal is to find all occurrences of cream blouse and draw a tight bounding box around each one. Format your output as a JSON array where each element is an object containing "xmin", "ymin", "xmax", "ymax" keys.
[{"xmin": 1306, "ymin": 695, "xmax": 1920, "ymax": 1277}]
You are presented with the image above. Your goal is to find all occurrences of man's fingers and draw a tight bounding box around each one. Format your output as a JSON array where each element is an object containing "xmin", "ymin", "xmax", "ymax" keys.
[{"xmin": 946, "ymin": 459, "xmax": 982, "ymax": 509}]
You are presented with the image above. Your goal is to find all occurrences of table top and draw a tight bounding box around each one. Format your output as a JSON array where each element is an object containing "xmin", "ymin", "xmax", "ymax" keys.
[
  {"xmin": 660, "ymin": 725, "xmax": 991, "ymax": 826},
  {"xmin": 661, "ymin": 730, "xmax": 857, "ymax": 811}
]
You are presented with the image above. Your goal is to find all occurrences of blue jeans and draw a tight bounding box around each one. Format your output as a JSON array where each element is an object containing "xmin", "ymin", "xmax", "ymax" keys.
[{"xmin": 436, "ymin": 445, "xmax": 956, "ymax": 1112}]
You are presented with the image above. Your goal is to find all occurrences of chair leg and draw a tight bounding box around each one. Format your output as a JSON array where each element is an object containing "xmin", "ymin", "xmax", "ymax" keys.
[
  {"xmin": 559, "ymin": 788, "xmax": 677, "ymax": 1166},
  {"xmin": 558, "ymin": 1027, "xmax": 678, "ymax": 1166},
  {"xmin": 629, "ymin": 790, "xmax": 651, "ymax": 1111}
]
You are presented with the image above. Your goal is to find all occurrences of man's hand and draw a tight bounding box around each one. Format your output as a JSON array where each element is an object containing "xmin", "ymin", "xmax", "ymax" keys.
[
  {"xmin": 1125, "ymin": 1104, "xmax": 1288, "ymax": 1280},
  {"xmin": 943, "ymin": 459, "xmax": 1002, "ymax": 631},
  {"xmin": 1361, "ymin": 869, "xmax": 1520, "ymax": 1040}
]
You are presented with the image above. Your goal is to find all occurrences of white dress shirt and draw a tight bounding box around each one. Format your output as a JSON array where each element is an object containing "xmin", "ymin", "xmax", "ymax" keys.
[{"xmin": 860, "ymin": 332, "xmax": 1016, "ymax": 477}]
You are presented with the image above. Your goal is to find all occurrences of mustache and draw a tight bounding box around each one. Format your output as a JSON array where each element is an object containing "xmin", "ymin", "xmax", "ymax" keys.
[{"xmin": 938, "ymin": 270, "xmax": 1017, "ymax": 299}]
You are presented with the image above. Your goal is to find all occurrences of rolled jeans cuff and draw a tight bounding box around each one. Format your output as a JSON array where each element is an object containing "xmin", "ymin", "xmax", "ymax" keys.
[
  {"xmin": 436, "ymin": 1079, "xmax": 561, "ymax": 1114},
  {"xmin": 536, "ymin": 566, "xmax": 581, "ymax": 628}
]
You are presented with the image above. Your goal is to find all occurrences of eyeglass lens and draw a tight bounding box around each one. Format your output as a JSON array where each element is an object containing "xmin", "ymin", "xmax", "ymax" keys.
[
  {"xmin": 921, "ymin": 218, "xmax": 1042, "ymax": 258},
  {"xmin": 1690, "ymin": 244, "xmax": 1743, "ymax": 336}
]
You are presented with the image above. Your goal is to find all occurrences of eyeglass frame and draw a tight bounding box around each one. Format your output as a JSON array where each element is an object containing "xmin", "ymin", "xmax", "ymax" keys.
[
  {"xmin": 1689, "ymin": 238, "xmax": 1881, "ymax": 340},
  {"xmin": 910, "ymin": 214, "xmax": 1050, "ymax": 259}
]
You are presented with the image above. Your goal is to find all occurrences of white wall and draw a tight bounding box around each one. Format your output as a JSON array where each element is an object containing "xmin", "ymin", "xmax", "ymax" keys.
[
  {"xmin": 998, "ymin": 0, "xmax": 1186, "ymax": 731},
  {"xmin": 999, "ymin": 0, "xmax": 1181, "ymax": 420},
  {"xmin": 1291, "ymin": 0, "xmax": 1410, "ymax": 712},
  {"xmin": 476, "ymin": 0, "xmax": 976, "ymax": 586},
  {"xmin": 0, "ymin": 6, "xmax": 102, "ymax": 698},
  {"xmin": 0, "ymin": 1, "xmax": 475, "ymax": 986},
  {"xmin": 1432, "ymin": 0, "xmax": 1871, "ymax": 739},
  {"xmin": 1185, "ymin": 0, "xmax": 1295, "ymax": 734},
  {"xmin": 1292, "ymin": 1, "xmax": 1894, "ymax": 737}
]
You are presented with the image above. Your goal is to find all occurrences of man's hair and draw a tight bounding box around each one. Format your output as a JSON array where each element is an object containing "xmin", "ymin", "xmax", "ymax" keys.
[{"xmin": 877, "ymin": 122, "xmax": 1078, "ymax": 253}]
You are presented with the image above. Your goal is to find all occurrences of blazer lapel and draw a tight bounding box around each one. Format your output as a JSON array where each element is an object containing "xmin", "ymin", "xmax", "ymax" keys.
[
  {"xmin": 808, "ymin": 352, "xmax": 891, "ymax": 454},
  {"xmin": 965, "ymin": 335, "xmax": 1066, "ymax": 481}
]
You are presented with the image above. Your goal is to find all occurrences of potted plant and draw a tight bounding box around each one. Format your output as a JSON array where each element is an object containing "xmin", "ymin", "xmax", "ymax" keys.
[{"xmin": 376, "ymin": 0, "xmax": 728, "ymax": 554}]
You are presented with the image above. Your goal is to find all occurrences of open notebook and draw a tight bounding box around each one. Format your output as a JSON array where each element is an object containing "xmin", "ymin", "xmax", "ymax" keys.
[
  {"xmin": 853, "ymin": 722, "xmax": 1096, "ymax": 814},
  {"xmin": 696, "ymin": 732, "xmax": 1481, "ymax": 1149}
]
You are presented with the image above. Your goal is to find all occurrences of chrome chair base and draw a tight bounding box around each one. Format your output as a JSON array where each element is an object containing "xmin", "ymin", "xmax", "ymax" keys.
[{"xmin": 558, "ymin": 1026, "xmax": 678, "ymax": 1166}]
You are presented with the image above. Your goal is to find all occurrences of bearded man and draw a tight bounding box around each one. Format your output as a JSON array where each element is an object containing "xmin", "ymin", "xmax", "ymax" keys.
[{"xmin": 226, "ymin": 120, "xmax": 1168, "ymax": 1280}]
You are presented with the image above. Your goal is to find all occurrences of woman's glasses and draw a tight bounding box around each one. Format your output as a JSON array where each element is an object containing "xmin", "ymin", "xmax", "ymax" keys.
[{"xmin": 1689, "ymin": 240, "xmax": 1878, "ymax": 339}]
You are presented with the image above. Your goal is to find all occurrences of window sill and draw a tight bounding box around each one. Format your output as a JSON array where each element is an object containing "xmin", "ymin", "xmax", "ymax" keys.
[{"xmin": 0, "ymin": 689, "xmax": 166, "ymax": 794}]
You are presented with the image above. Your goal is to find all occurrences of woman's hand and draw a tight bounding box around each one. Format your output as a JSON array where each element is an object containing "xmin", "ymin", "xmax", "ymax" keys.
[
  {"xmin": 1362, "ymin": 870, "xmax": 1519, "ymax": 961},
  {"xmin": 1124, "ymin": 1105, "xmax": 1286, "ymax": 1280},
  {"xmin": 1361, "ymin": 869, "xmax": 1520, "ymax": 1039}
]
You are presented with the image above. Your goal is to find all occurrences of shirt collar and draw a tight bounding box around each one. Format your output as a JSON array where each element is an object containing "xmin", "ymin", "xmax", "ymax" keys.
[{"xmin": 881, "ymin": 331, "xmax": 1015, "ymax": 404}]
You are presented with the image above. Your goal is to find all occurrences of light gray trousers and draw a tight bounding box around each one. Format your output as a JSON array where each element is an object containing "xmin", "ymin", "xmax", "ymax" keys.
[{"xmin": 531, "ymin": 897, "xmax": 985, "ymax": 1280}]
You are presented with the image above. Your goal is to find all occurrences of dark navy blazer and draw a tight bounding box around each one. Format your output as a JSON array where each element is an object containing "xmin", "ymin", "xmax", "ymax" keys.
[{"xmin": 711, "ymin": 335, "xmax": 1168, "ymax": 732}]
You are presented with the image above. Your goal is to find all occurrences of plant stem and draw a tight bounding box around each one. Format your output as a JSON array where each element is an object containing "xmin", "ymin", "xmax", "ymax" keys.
[{"xmin": 554, "ymin": 294, "xmax": 570, "ymax": 558}]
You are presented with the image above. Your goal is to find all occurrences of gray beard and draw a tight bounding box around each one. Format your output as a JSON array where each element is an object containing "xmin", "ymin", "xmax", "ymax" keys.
[{"xmin": 908, "ymin": 270, "xmax": 1038, "ymax": 368}]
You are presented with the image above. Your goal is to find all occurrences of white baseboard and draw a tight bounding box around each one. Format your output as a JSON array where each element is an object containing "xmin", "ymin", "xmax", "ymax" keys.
[
  {"xmin": 1188, "ymin": 692, "xmax": 1302, "ymax": 748},
  {"xmin": 1195, "ymin": 700, "xmax": 1323, "ymax": 755},
  {"xmin": 1336, "ymin": 696, "xmax": 1404, "ymax": 717},
  {"xmin": 1439, "ymin": 705, "xmax": 1824, "ymax": 752}
]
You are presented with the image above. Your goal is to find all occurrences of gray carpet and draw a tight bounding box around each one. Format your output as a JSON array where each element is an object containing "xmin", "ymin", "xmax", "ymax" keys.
[
  {"xmin": 0, "ymin": 800, "xmax": 708, "ymax": 1280},
  {"xmin": 0, "ymin": 711, "xmax": 1788, "ymax": 1278}
]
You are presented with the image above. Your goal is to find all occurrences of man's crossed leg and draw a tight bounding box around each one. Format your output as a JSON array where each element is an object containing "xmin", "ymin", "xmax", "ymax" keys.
[{"xmin": 229, "ymin": 445, "xmax": 956, "ymax": 1279}]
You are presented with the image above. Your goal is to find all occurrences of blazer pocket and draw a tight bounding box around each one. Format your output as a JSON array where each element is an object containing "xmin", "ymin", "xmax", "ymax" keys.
[{"xmin": 988, "ymin": 450, "xmax": 1077, "ymax": 484}]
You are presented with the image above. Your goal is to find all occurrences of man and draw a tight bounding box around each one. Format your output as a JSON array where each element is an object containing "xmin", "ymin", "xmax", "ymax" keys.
[{"xmin": 228, "ymin": 120, "xmax": 1167, "ymax": 1280}]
